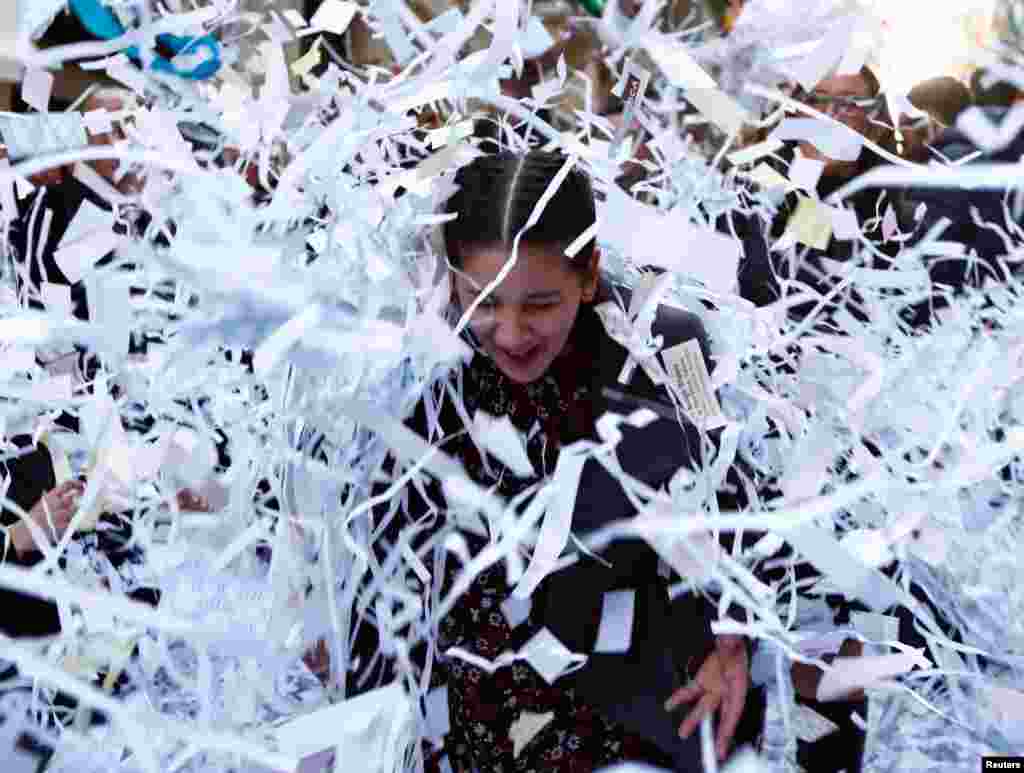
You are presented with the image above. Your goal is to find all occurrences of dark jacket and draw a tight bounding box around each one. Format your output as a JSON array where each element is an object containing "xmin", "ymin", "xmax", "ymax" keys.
[
  {"xmin": 735, "ymin": 146, "xmax": 911, "ymax": 328},
  {"xmin": 533, "ymin": 284, "xmax": 724, "ymax": 770},
  {"xmin": 900, "ymin": 106, "xmax": 1024, "ymax": 328},
  {"xmin": 9, "ymin": 176, "xmax": 104, "ymax": 322},
  {"xmin": 9, "ymin": 175, "xmax": 167, "ymax": 356}
]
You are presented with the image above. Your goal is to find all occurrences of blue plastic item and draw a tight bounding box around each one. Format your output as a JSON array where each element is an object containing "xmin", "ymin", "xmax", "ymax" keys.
[{"xmin": 68, "ymin": 0, "xmax": 222, "ymax": 80}]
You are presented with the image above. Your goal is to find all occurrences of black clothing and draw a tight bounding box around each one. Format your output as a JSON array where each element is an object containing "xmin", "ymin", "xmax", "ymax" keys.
[
  {"xmin": 733, "ymin": 146, "xmax": 915, "ymax": 336},
  {"xmin": 900, "ymin": 106, "xmax": 1024, "ymax": 328},
  {"xmin": 0, "ymin": 437, "xmax": 62, "ymax": 638}
]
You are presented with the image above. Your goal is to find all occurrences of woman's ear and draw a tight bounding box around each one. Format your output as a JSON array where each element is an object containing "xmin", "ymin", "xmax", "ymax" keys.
[
  {"xmin": 448, "ymin": 271, "xmax": 461, "ymax": 308},
  {"xmin": 581, "ymin": 249, "xmax": 600, "ymax": 302}
]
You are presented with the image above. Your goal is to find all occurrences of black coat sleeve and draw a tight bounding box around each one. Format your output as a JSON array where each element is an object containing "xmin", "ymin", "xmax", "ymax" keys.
[
  {"xmin": 1, "ymin": 437, "xmax": 56, "ymax": 563},
  {"xmin": 732, "ymin": 210, "xmax": 782, "ymax": 309},
  {"xmin": 1, "ymin": 437, "xmax": 62, "ymax": 638}
]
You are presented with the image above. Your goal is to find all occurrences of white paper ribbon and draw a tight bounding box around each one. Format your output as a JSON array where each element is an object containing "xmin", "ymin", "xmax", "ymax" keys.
[
  {"xmin": 0, "ymin": 112, "xmax": 89, "ymax": 162},
  {"xmin": 512, "ymin": 444, "xmax": 591, "ymax": 600},
  {"xmin": 593, "ymin": 301, "xmax": 669, "ymax": 387}
]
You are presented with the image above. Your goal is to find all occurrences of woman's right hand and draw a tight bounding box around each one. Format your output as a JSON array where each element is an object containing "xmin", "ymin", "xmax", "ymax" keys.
[{"xmin": 10, "ymin": 479, "xmax": 85, "ymax": 558}]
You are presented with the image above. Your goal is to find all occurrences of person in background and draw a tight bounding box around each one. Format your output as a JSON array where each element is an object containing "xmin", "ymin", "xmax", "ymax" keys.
[
  {"xmin": 892, "ymin": 0, "xmax": 1024, "ymax": 323},
  {"xmin": 727, "ymin": 66, "xmax": 932, "ymax": 773},
  {"xmin": 733, "ymin": 65, "xmax": 913, "ymax": 329},
  {"xmin": 728, "ymin": 67, "xmax": 979, "ymax": 773},
  {"xmin": 0, "ymin": 78, "xmax": 144, "ymax": 640},
  {"xmin": 787, "ymin": 66, "xmax": 887, "ymax": 194},
  {"xmin": 0, "ymin": 72, "xmax": 213, "ymax": 641},
  {"xmin": 900, "ymin": 76, "xmax": 973, "ymax": 163},
  {"xmin": 970, "ymin": 66, "xmax": 1023, "ymax": 109},
  {"xmin": 898, "ymin": 67, "xmax": 1024, "ymax": 330},
  {"xmin": 0, "ymin": 65, "xmax": 249, "ymax": 772}
]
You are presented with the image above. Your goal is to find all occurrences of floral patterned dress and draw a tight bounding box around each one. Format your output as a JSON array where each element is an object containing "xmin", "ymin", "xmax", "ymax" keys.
[{"xmin": 419, "ymin": 333, "xmax": 675, "ymax": 773}]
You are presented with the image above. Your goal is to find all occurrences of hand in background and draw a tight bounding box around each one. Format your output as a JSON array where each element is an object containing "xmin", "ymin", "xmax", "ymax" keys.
[
  {"xmin": 81, "ymin": 90, "xmax": 142, "ymax": 193},
  {"xmin": 10, "ymin": 479, "xmax": 86, "ymax": 557},
  {"xmin": 0, "ymin": 143, "xmax": 63, "ymax": 187},
  {"xmin": 665, "ymin": 634, "xmax": 750, "ymax": 761},
  {"xmin": 176, "ymin": 488, "xmax": 211, "ymax": 512},
  {"xmin": 0, "ymin": 90, "xmax": 137, "ymax": 189},
  {"xmin": 303, "ymin": 638, "xmax": 330, "ymax": 686}
]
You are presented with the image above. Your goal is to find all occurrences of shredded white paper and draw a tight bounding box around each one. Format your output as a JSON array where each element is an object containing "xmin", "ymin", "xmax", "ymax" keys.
[{"xmin": 0, "ymin": 2, "xmax": 1023, "ymax": 772}]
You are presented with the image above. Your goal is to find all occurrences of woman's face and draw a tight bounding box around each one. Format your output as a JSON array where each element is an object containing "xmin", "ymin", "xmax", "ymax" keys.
[{"xmin": 453, "ymin": 242, "xmax": 598, "ymax": 384}]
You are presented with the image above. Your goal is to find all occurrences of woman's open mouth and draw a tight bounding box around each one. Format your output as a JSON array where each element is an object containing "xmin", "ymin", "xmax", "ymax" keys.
[{"xmin": 497, "ymin": 345, "xmax": 540, "ymax": 369}]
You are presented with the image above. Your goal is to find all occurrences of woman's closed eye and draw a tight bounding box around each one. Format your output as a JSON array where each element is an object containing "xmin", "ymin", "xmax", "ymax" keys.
[{"xmin": 470, "ymin": 296, "xmax": 559, "ymax": 311}]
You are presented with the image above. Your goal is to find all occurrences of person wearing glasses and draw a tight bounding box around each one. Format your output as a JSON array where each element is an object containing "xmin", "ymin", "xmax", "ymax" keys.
[
  {"xmin": 786, "ymin": 66, "xmax": 886, "ymax": 188},
  {"xmin": 730, "ymin": 67, "xmax": 974, "ymax": 773},
  {"xmin": 890, "ymin": 0, "xmax": 1024, "ymax": 329},
  {"xmin": 726, "ymin": 66, "xmax": 900, "ymax": 773},
  {"xmin": 734, "ymin": 65, "xmax": 914, "ymax": 327}
]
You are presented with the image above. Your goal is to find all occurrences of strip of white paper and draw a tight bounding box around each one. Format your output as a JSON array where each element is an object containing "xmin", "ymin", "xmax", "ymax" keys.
[
  {"xmin": 593, "ymin": 588, "xmax": 636, "ymax": 654},
  {"xmin": 513, "ymin": 447, "xmax": 589, "ymax": 599}
]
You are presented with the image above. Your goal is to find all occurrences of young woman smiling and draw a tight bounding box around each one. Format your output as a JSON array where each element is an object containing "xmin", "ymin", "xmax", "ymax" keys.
[{"xmin": 358, "ymin": 151, "xmax": 758, "ymax": 773}]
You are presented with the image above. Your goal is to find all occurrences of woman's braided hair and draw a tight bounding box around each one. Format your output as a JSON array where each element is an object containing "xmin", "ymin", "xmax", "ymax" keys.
[{"xmin": 442, "ymin": 151, "xmax": 597, "ymax": 275}]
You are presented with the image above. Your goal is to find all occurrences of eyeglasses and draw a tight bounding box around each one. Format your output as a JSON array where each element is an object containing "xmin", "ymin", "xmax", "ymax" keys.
[{"xmin": 792, "ymin": 89, "xmax": 882, "ymax": 117}]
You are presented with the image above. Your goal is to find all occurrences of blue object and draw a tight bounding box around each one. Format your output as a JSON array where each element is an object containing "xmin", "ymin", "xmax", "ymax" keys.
[{"xmin": 68, "ymin": 0, "xmax": 222, "ymax": 80}]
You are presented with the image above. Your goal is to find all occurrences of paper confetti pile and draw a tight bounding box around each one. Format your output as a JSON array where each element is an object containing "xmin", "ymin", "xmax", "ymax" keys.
[{"xmin": 0, "ymin": 1, "xmax": 1023, "ymax": 772}]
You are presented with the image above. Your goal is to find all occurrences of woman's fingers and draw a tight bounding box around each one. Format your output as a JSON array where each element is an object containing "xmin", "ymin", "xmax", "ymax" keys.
[
  {"xmin": 715, "ymin": 682, "xmax": 745, "ymax": 760},
  {"xmin": 43, "ymin": 481, "xmax": 85, "ymax": 522},
  {"xmin": 677, "ymin": 691, "xmax": 720, "ymax": 740},
  {"xmin": 17, "ymin": 481, "xmax": 87, "ymax": 553},
  {"xmin": 59, "ymin": 481, "xmax": 84, "ymax": 505},
  {"xmin": 33, "ymin": 496, "xmax": 72, "ymax": 536},
  {"xmin": 59, "ymin": 480, "xmax": 85, "ymax": 496},
  {"xmin": 664, "ymin": 680, "xmax": 703, "ymax": 711}
]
